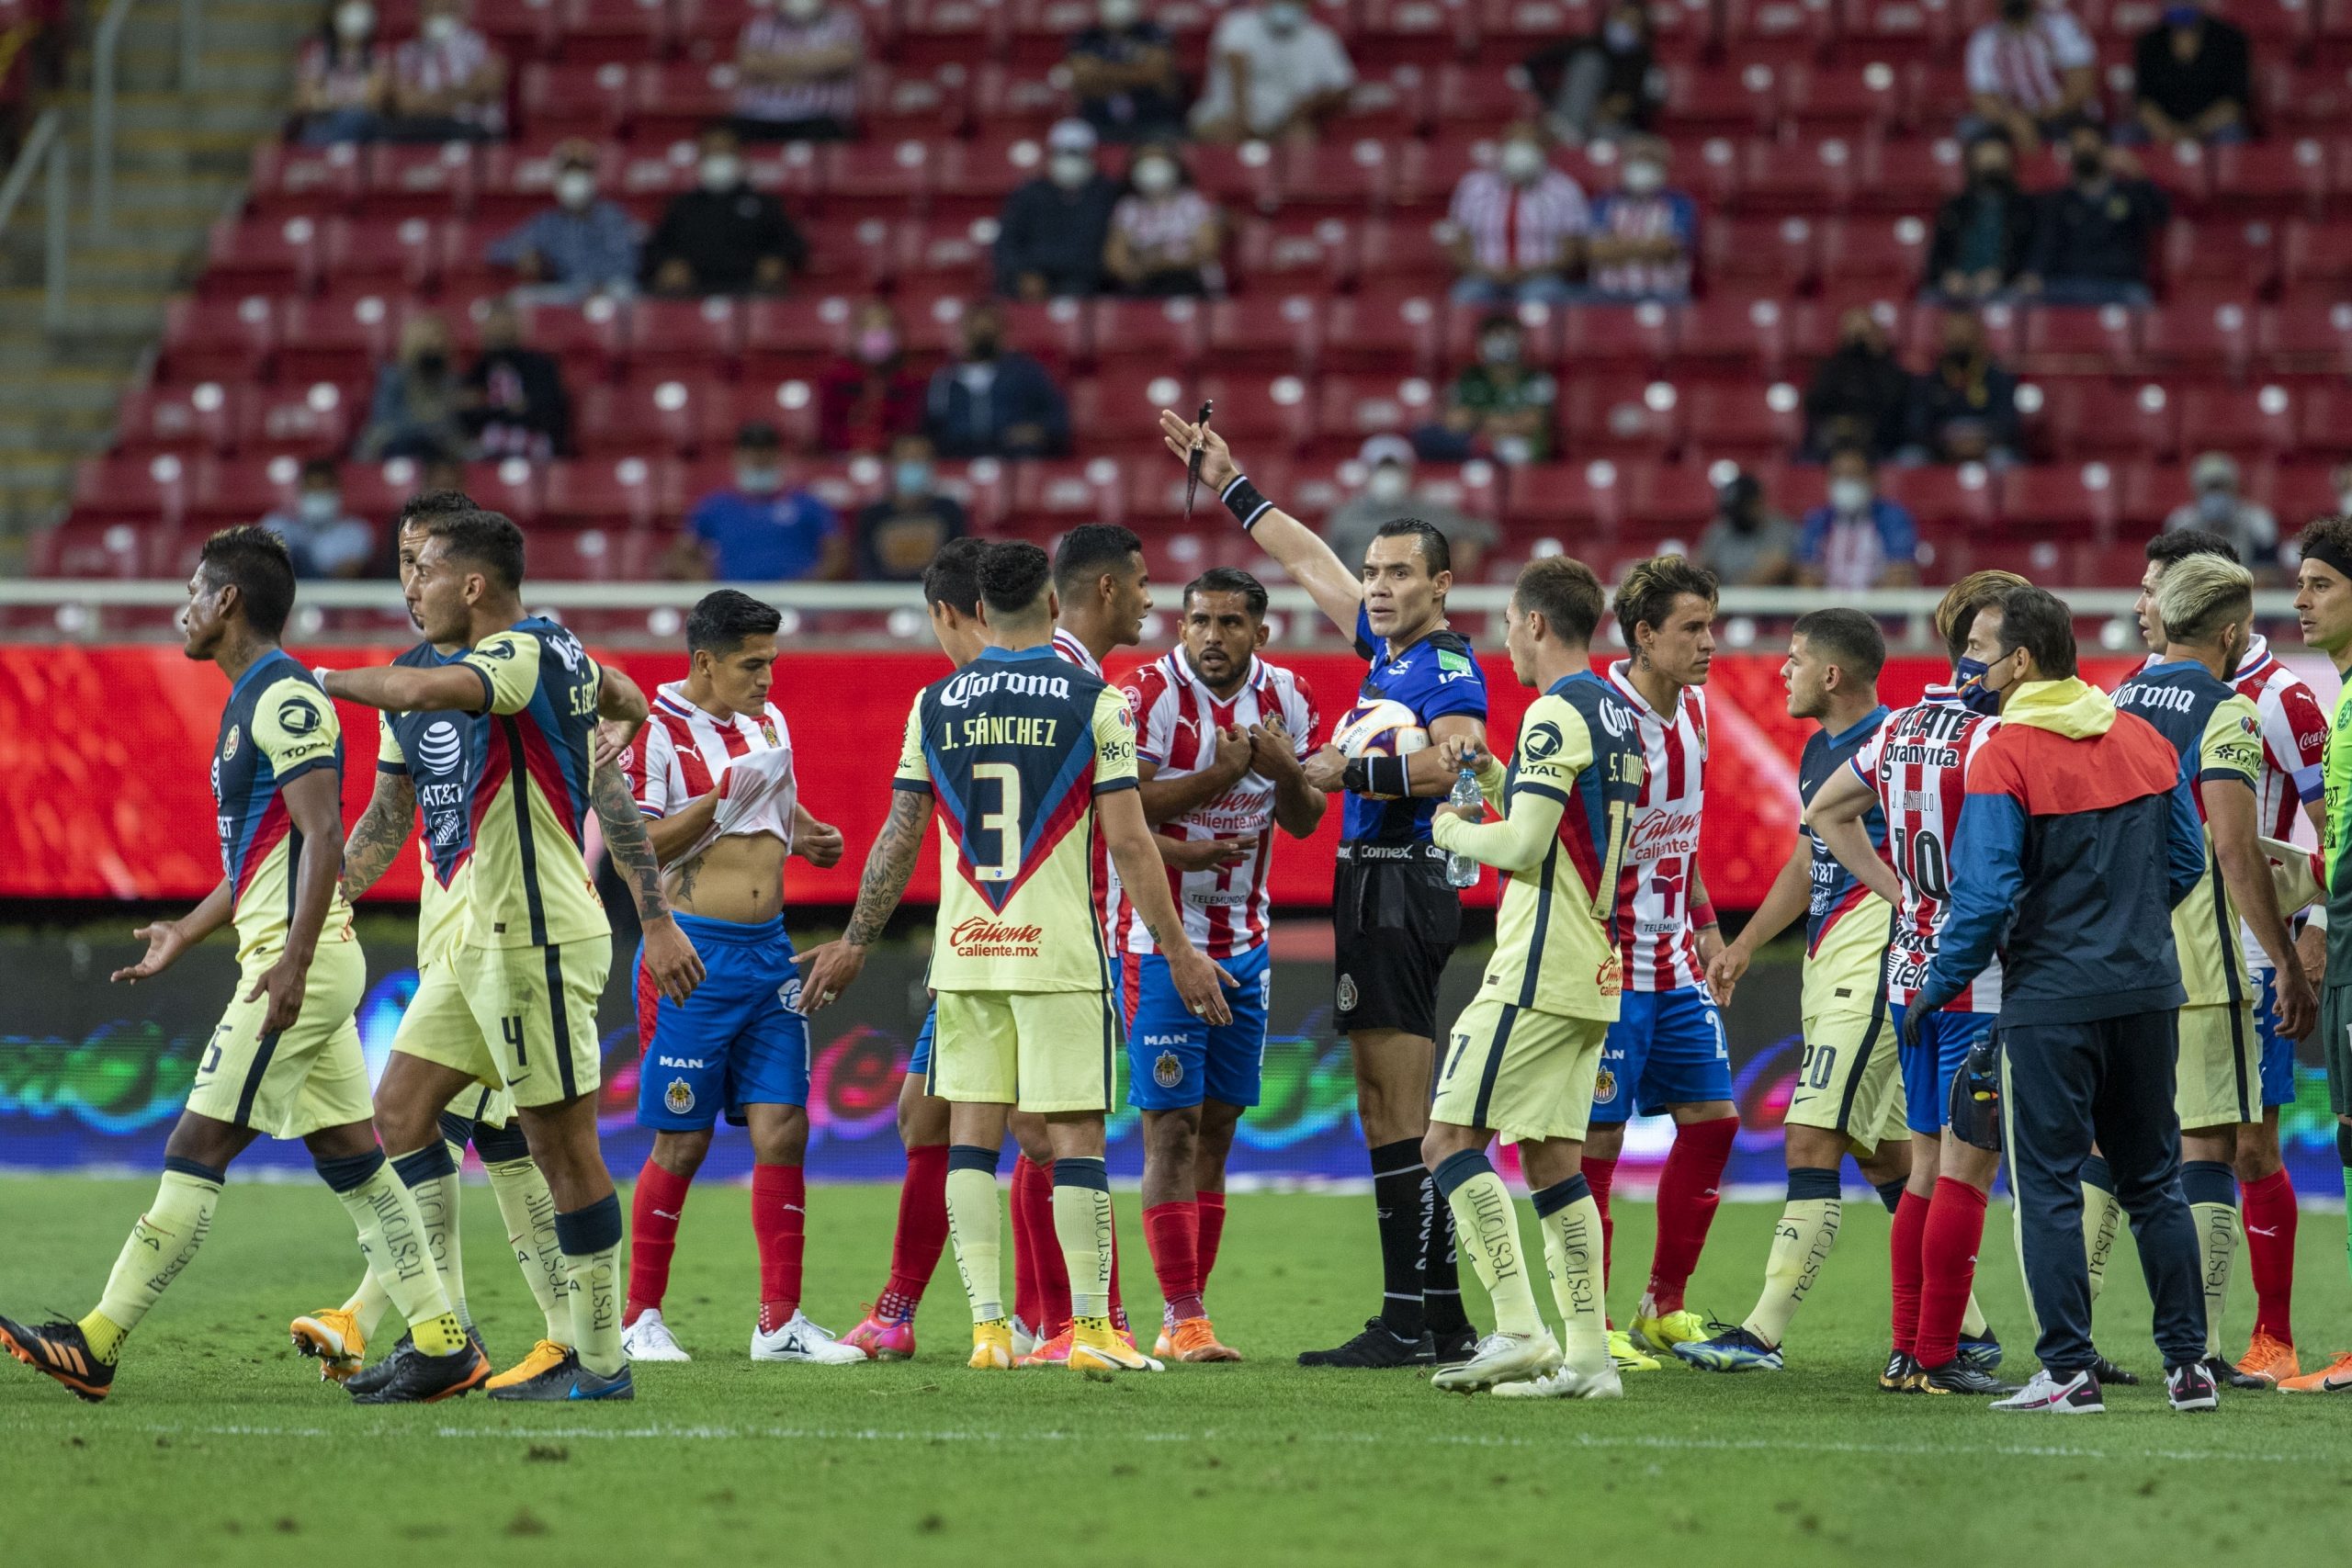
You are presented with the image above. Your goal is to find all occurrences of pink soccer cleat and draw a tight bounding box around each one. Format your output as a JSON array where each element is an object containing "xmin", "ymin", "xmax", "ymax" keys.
[{"xmin": 841, "ymin": 1305, "xmax": 916, "ymax": 1362}]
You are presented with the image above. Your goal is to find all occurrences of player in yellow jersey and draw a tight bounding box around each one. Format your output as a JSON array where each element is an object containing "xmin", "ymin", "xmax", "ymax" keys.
[
  {"xmin": 288, "ymin": 494, "xmax": 582, "ymax": 1386},
  {"xmin": 0, "ymin": 528, "xmax": 486, "ymax": 1404},
  {"xmin": 322, "ymin": 508, "xmax": 704, "ymax": 1401},
  {"xmin": 798, "ymin": 541, "xmax": 1231, "ymax": 1373},
  {"xmin": 1416, "ymin": 557, "xmax": 1640, "ymax": 1399}
]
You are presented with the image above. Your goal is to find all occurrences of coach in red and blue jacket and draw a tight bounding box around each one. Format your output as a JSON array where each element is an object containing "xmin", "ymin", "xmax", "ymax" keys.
[{"xmin": 1907, "ymin": 584, "xmax": 2217, "ymax": 1414}]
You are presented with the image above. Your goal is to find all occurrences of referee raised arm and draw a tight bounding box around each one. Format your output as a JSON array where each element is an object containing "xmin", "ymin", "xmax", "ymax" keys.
[{"xmin": 1159, "ymin": 408, "xmax": 1490, "ymax": 1369}]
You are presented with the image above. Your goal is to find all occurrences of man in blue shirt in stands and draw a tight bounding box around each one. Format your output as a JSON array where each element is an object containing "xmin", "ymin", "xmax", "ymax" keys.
[{"xmin": 672, "ymin": 421, "xmax": 846, "ymax": 582}]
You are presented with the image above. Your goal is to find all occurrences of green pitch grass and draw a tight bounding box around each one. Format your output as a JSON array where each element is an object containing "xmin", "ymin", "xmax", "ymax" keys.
[{"xmin": 6, "ymin": 1176, "xmax": 2351, "ymax": 1568}]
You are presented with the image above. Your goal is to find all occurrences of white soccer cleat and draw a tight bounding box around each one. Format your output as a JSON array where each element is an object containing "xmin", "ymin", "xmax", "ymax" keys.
[
  {"xmin": 1431, "ymin": 1329, "xmax": 1563, "ymax": 1394},
  {"xmin": 1490, "ymin": 1359, "xmax": 1625, "ymax": 1400},
  {"xmin": 751, "ymin": 1310, "xmax": 867, "ymax": 1365},
  {"xmin": 620, "ymin": 1309, "xmax": 691, "ymax": 1363},
  {"xmin": 1011, "ymin": 1315, "xmax": 1040, "ymax": 1359}
]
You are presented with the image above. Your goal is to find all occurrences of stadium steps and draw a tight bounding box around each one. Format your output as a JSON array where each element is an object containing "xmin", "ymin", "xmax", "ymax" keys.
[{"xmin": 0, "ymin": 0, "xmax": 311, "ymax": 545}]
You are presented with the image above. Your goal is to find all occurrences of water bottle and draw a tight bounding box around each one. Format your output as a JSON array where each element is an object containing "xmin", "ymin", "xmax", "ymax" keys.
[{"xmin": 1444, "ymin": 766, "xmax": 1483, "ymax": 889}]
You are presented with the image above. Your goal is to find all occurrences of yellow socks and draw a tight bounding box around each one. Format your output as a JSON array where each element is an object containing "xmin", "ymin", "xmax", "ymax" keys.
[
  {"xmin": 316, "ymin": 1148, "xmax": 467, "ymax": 1357},
  {"xmin": 1742, "ymin": 1168, "xmax": 1843, "ymax": 1348},
  {"xmin": 1051, "ymin": 1156, "xmax": 1114, "ymax": 1325},
  {"xmin": 85, "ymin": 1159, "xmax": 223, "ymax": 1363},
  {"xmin": 2182, "ymin": 1159, "xmax": 2239, "ymax": 1359},
  {"xmin": 1534, "ymin": 1174, "xmax": 1608, "ymax": 1369},
  {"xmin": 390, "ymin": 1143, "xmax": 469, "ymax": 1331},
  {"xmin": 1433, "ymin": 1150, "xmax": 1543, "ymax": 1337},
  {"xmin": 944, "ymin": 1145, "xmax": 1005, "ymax": 1324},
  {"xmin": 485, "ymin": 1154, "xmax": 571, "ymax": 1344}
]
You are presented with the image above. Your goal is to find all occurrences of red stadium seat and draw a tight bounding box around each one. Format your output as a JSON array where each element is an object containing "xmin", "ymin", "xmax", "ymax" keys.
[
  {"xmin": 622, "ymin": 297, "xmax": 746, "ymax": 377},
  {"xmin": 277, "ymin": 292, "xmax": 407, "ymax": 386},
  {"xmin": 2259, "ymin": 299, "xmax": 2352, "ymax": 375},
  {"xmin": 863, "ymin": 63, "xmax": 971, "ymax": 139},
  {"xmin": 897, "ymin": 0, "xmax": 1005, "ymax": 73},
  {"xmin": 2174, "ymin": 382, "xmax": 2303, "ymax": 457},
  {"xmin": 1815, "ymin": 214, "xmax": 1929, "ymax": 291},
  {"xmin": 245, "ymin": 141, "xmax": 364, "ymax": 219},
  {"xmin": 1274, "ymin": 138, "xmax": 1402, "ymax": 210},
  {"xmin": 1780, "ymin": 61, "xmax": 1903, "ymax": 136},
  {"xmin": 544, "ymin": 456, "xmax": 667, "ymax": 527},
  {"xmin": 518, "ymin": 61, "xmax": 635, "ymax": 141},
  {"xmin": 1314, "ymin": 373, "xmax": 1445, "ymax": 451},
  {"xmin": 1625, "ymin": 460, "xmax": 1728, "ymax": 530},
  {"xmin": 29, "ymin": 516, "xmax": 153, "ymax": 578},
  {"xmin": 238, "ymin": 381, "xmax": 358, "ymax": 456},
  {"xmin": 471, "ymin": 0, "xmax": 561, "ymax": 59},
  {"xmin": 201, "ymin": 215, "xmax": 323, "ymax": 298},
  {"xmin": 1347, "ymin": 215, "xmax": 1449, "ymax": 288},
  {"xmin": 2024, "ymin": 378, "xmax": 2177, "ymax": 461},
  {"xmin": 1877, "ymin": 462, "xmax": 1996, "ymax": 530},
  {"xmin": 2297, "ymin": 387, "xmax": 2352, "ymax": 458},
  {"xmin": 1659, "ymin": 62, "xmax": 1783, "ymax": 138},
  {"xmin": 1011, "ymin": 457, "xmax": 1129, "ymax": 525},
  {"xmin": 970, "ymin": 64, "xmax": 1071, "ymax": 133},
  {"xmin": 1203, "ymin": 295, "xmax": 1325, "ymax": 373},
  {"xmin": 72, "ymin": 452, "xmax": 196, "ymax": 526},
  {"xmin": 2283, "ymin": 220, "xmax": 2352, "ymax": 293},
  {"xmin": 1497, "ymin": 458, "xmax": 1627, "ymax": 533},
  {"xmin": 2137, "ymin": 293, "xmax": 2256, "ymax": 377},
  {"xmin": 999, "ymin": 299, "xmax": 1094, "ymax": 372},
  {"xmin": 160, "ymin": 295, "xmax": 278, "ymax": 384},
  {"xmin": 556, "ymin": 0, "xmax": 675, "ymax": 65},
  {"xmin": 1430, "ymin": 62, "xmax": 1536, "ymax": 125},
  {"xmin": 578, "ymin": 375, "xmax": 726, "ymax": 456},
  {"xmin": 1003, "ymin": 0, "xmax": 1095, "ymax": 67},
  {"xmin": 362, "ymin": 142, "xmax": 482, "ymax": 220},
  {"xmin": 1335, "ymin": 65, "xmax": 1435, "ymax": 138},
  {"xmin": 628, "ymin": 61, "xmax": 738, "ymax": 143},
  {"xmin": 322, "ymin": 215, "xmax": 445, "ymax": 292},
  {"xmin": 532, "ymin": 525, "xmax": 641, "ymax": 580},
  {"xmin": 1995, "ymin": 463, "xmax": 2120, "ymax": 538},
  {"xmin": 2206, "ymin": 139, "xmax": 2333, "ymax": 220},
  {"xmin": 2018, "ymin": 304, "xmax": 2144, "ymax": 377},
  {"xmin": 1558, "ymin": 301, "xmax": 1676, "ymax": 371},
  {"xmin": 1354, "ymin": 0, "xmax": 1476, "ymax": 69},
  {"xmin": 1238, "ymin": 214, "xmax": 1371, "ymax": 289},
  {"xmin": 114, "ymin": 383, "xmax": 239, "ymax": 456},
  {"xmin": 1702, "ymin": 214, "xmax": 1818, "ymax": 295},
  {"xmin": 1731, "ymin": 134, "xmax": 1859, "ymax": 215},
  {"xmin": 1679, "ymin": 380, "xmax": 1804, "ymax": 462},
  {"xmin": 1852, "ymin": 137, "xmax": 1963, "ymax": 212},
  {"xmin": 1558, "ymin": 374, "xmax": 1679, "ymax": 455},
  {"xmin": 2162, "ymin": 217, "xmax": 2281, "ymax": 295},
  {"xmin": 743, "ymin": 294, "xmax": 860, "ymax": 369},
  {"xmin": 1321, "ymin": 285, "xmax": 1446, "ymax": 374},
  {"xmin": 1088, "ymin": 298, "xmax": 1206, "ymax": 372}
]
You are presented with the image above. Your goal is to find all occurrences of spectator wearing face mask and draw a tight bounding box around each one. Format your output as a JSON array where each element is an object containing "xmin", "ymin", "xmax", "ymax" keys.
[
  {"xmin": 1798, "ymin": 446, "xmax": 1919, "ymax": 591},
  {"xmin": 459, "ymin": 299, "xmax": 571, "ymax": 461},
  {"xmin": 994, "ymin": 118, "xmax": 1121, "ymax": 300},
  {"xmin": 385, "ymin": 0, "xmax": 505, "ymax": 142},
  {"xmin": 1905, "ymin": 310, "xmax": 2020, "ymax": 467},
  {"xmin": 259, "ymin": 457, "xmax": 376, "ymax": 580},
  {"xmin": 293, "ymin": 1, "xmax": 389, "ymax": 146},
  {"xmin": 1803, "ymin": 308, "xmax": 1911, "ymax": 462},
  {"xmin": 1962, "ymin": 0, "xmax": 2097, "ymax": 157},
  {"xmin": 1104, "ymin": 142, "xmax": 1225, "ymax": 299},
  {"xmin": 1189, "ymin": 0, "xmax": 1355, "ymax": 144},
  {"xmin": 1579, "ymin": 137, "xmax": 1695, "ymax": 301},
  {"xmin": 1443, "ymin": 122, "xmax": 1588, "ymax": 308},
  {"xmin": 358, "ymin": 312, "xmax": 466, "ymax": 463},
  {"xmin": 733, "ymin": 0, "xmax": 864, "ymax": 141},
  {"xmin": 1925, "ymin": 133, "xmax": 2038, "ymax": 304},
  {"xmin": 1069, "ymin": 0, "xmax": 1189, "ymax": 143},
  {"xmin": 2133, "ymin": 0, "xmax": 2252, "ymax": 147},
  {"xmin": 1697, "ymin": 471, "xmax": 1799, "ymax": 587},
  {"xmin": 1524, "ymin": 0, "xmax": 1663, "ymax": 146},
  {"xmin": 817, "ymin": 300, "xmax": 927, "ymax": 454},
  {"xmin": 487, "ymin": 140, "xmax": 640, "ymax": 302},
  {"xmin": 2018, "ymin": 123, "xmax": 2168, "ymax": 306},
  {"xmin": 854, "ymin": 434, "xmax": 968, "ymax": 581},
  {"xmin": 1321, "ymin": 435, "xmax": 1498, "ymax": 577},
  {"xmin": 674, "ymin": 422, "xmax": 847, "ymax": 581},
  {"xmin": 923, "ymin": 302, "xmax": 1070, "ymax": 458},
  {"xmin": 641, "ymin": 126, "xmax": 808, "ymax": 297},
  {"xmin": 1418, "ymin": 314, "xmax": 1557, "ymax": 466},
  {"xmin": 2165, "ymin": 453, "xmax": 2278, "ymax": 572}
]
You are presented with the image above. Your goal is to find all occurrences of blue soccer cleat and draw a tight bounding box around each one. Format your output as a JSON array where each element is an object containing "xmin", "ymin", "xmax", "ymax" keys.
[
  {"xmin": 1958, "ymin": 1331, "xmax": 2003, "ymax": 1372},
  {"xmin": 1671, "ymin": 1322, "xmax": 1784, "ymax": 1372}
]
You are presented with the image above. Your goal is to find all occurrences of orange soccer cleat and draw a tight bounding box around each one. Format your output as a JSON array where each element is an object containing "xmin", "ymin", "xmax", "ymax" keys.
[
  {"xmin": 2235, "ymin": 1332, "xmax": 2298, "ymax": 1386},
  {"xmin": 2277, "ymin": 1350, "xmax": 2352, "ymax": 1393},
  {"xmin": 1161, "ymin": 1316, "xmax": 1243, "ymax": 1363}
]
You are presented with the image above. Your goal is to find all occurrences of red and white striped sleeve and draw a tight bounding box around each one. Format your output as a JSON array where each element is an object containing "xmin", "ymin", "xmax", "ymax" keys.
[
  {"xmin": 2267, "ymin": 674, "xmax": 2329, "ymax": 809},
  {"xmin": 1125, "ymin": 663, "xmax": 1175, "ymax": 768},
  {"xmin": 1283, "ymin": 670, "xmax": 1318, "ymax": 760},
  {"xmin": 626, "ymin": 716, "xmax": 683, "ymax": 819}
]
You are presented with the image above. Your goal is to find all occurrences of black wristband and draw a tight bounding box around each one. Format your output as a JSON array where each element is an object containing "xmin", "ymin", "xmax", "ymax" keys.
[
  {"xmin": 1221, "ymin": 474, "xmax": 1273, "ymax": 531},
  {"xmin": 1344, "ymin": 754, "xmax": 1408, "ymax": 798}
]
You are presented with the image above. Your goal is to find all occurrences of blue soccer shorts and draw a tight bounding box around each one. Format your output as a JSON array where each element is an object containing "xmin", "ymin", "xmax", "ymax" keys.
[
  {"xmin": 1589, "ymin": 985, "xmax": 1732, "ymax": 1125},
  {"xmin": 1121, "ymin": 942, "xmax": 1272, "ymax": 1112},
  {"xmin": 910, "ymin": 1003, "xmax": 936, "ymax": 1079},
  {"xmin": 2256, "ymin": 967, "xmax": 2297, "ymax": 1110},
  {"xmin": 634, "ymin": 913, "xmax": 808, "ymax": 1131},
  {"xmin": 1892, "ymin": 1002, "xmax": 1996, "ymax": 1135}
]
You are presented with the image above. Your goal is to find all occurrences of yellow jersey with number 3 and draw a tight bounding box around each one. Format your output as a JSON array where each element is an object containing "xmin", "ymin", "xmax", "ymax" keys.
[
  {"xmin": 893, "ymin": 645, "xmax": 1138, "ymax": 994},
  {"xmin": 455, "ymin": 618, "xmax": 610, "ymax": 950}
]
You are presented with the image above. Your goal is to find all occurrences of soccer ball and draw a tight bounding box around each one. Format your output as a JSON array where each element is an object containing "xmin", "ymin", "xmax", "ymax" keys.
[{"xmin": 1331, "ymin": 697, "xmax": 1430, "ymax": 760}]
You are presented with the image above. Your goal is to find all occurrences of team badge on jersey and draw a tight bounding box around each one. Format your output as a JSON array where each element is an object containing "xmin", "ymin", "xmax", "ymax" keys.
[
  {"xmin": 1338, "ymin": 973, "xmax": 1359, "ymax": 1012},
  {"xmin": 1593, "ymin": 1066, "xmax": 1618, "ymax": 1104},
  {"xmin": 1154, "ymin": 1051, "xmax": 1182, "ymax": 1089},
  {"xmin": 761, "ymin": 718, "xmax": 780, "ymax": 747},
  {"xmin": 221, "ymin": 725, "xmax": 241, "ymax": 761},
  {"xmin": 664, "ymin": 1078, "xmax": 695, "ymax": 1115},
  {"xmin": 777, "ymin": 976, "xmax": 803, "ymax": 1012}
]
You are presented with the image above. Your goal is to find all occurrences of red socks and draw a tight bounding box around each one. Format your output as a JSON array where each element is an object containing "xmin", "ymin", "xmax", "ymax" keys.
[
  {"xmin": 1646, "ymin": 1115, "xmax": 1738, "ymax": 1314},
  {"xmin": 627, "ymin": 1158, "xmax": 693, "ymax": 1326},
  {"xmin": 1913, "ymin": 1178, "xmax": 1988, "ymax": 1369},
  {"xmin": 1011, "ymin": 1155, "xmax": 1071, "ymax": 1339},
  {"xmin": 752, "ymin": 1163, "xmax": 806, "ymax": 1336},
  {"xmin": 1196, "ymin": 1190, "xmax": 1228, "ymax": 1292},
  {"xmin": 1581, "ymin": 1153, "xmax": 1618, "ymax": 1297},
  {"xmin": 1888, "ymin": 1187, "xmax": 1929, "ymax": 1358},
  {"xmin": 2242, "ymin": 1167, "xmax": 2299, "ymax": 1344},
  {"xmin": 1144, "ymin": 1200, "xmax": 1203, "ymax": 1323},
  {"xmin": 878, "ymin": 1144, "xmax": 949, "ymax": 1323}
]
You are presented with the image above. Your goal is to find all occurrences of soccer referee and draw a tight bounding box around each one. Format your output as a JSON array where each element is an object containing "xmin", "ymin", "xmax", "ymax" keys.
[{"xmin": 1906, "ymin": 585, "xmax": 2215, "ymax": 1415}]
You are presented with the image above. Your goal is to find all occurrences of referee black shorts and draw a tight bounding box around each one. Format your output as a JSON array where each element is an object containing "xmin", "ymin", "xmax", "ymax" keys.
[{"xmin": 1333, "ymin": 841, "xmax": 1462, "ymax": 1041}]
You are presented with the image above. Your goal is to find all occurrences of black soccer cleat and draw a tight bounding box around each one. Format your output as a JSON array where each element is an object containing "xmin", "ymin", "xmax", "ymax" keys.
[
  {"xmin": 2088, "ymin": 1353, "xmax": 2140, "ymax": 1387},
  {"xmin": 1956, "ymin": 1332, "xmax": 2002, "ymax": 1373},
  {"xmin": 486, "ymin": 1346, "xmax": 636, "ymax": 1402},
  {"xmin": 1916, "ymin": 1359, "xmax": 2020, "ymax": 1396},
  {"xmin": 0, "ymin": 1314, "xmax": 113, "ymax": 1403},
  {"xmin": 348, "ymin": 1337, "xmax": 491, "ymax": 1404},
  {"xmin": 1297, "ymin": 1318, "xmax": 1435, "ymax": 1369},
  {"xmin": 2167, "ymin": 1360, "xmax": 2221, "ymax": 1411},
  {"xmin": 343, "ymin": 1331, "xmax": 413, "ymax": 1397},
  {"xmin": 1879, "ymin": 1349, "xmax": 1924, "ymax": 1393},
  {"xmin": 1430, "ymin": 1325, "xmax": 1480, "ymax": 1369},
  {"xmin": 2201, "ymin": 1355, "xmax": 2267, "ymax": 1392}
]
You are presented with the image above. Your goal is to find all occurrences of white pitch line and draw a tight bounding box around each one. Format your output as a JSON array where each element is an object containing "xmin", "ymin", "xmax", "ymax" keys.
[{"xmin": 86, "ymin": 1420, "xmax": 2320, "ymax": 1466}]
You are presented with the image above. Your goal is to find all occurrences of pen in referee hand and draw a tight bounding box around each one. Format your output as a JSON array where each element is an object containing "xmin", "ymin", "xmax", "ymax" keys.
[{"xmin": 1184, "ymin": 400, "xmax": 1214, "ymax": 519}]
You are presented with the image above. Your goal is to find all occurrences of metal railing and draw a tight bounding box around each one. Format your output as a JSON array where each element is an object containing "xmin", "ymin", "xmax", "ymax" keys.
[
  {"xmin": 0, "ymin": 107, "xmax": 68, "ymax": 327},
  {"xmin": 90, "ymin": 0, "xmax": 203, "ymax": 239}
]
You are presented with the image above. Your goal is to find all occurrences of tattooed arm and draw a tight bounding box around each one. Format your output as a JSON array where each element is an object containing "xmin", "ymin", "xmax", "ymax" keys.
[
  {"xmin": 343, "ymin": 770, "xmax": 417, "ymax": 902},
  {"xmin": 794, "ymin": 786, "xmax": 933, "ymax": 1012},
  {"xmin": 593, "ymin": 761, "xmax": 707, "ymax": 1002}
]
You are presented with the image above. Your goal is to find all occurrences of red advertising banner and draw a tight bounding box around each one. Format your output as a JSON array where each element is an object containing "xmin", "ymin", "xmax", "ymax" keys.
[{"xmin": 0, "ymin": 644, "xmax": 2140, "ymax": 906}]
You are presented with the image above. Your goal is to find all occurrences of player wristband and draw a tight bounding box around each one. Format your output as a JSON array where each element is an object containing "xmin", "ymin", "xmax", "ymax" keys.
[
  {"xmin": 1690, "ymin": 898, "xmax": 1718, "ymax": 930},
  {"xmin": 1221, "ymin": 474, "xmax": 1273, "ymax": 532},
  {"xmin": 1342, "ymin": 755, "xmax": 1409, "ymax": 799}
]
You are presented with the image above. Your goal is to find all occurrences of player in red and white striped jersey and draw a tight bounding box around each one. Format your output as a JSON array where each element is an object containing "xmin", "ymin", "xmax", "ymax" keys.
[
  {"xmin": 1811, "ymin": 570, "xmax": 2027, "ymax": 1393},
  {"xmin": 1582, "ymin": 556, "xmax": 1740, "ymax": 1370},
  {"xmin": 616, "ymin": 590, "xmax": 861, "ymax": 1368},
  {"xmin": 2134, "ymin": 533, "xmax": 2329, "ymax": 1383},
  {"xmin": 1115, "ymin": 569, "xmax": 1325, "ymax": 1360}
]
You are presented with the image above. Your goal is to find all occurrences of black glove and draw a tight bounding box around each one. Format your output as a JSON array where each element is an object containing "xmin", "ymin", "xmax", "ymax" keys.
[{"xmin": 1950, "ymin": 1031, "xmax": 2005, "ymax": 1154}]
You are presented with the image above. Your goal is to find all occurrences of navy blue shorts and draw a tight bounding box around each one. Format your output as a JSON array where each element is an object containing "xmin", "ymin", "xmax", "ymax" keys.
[
  {"xmin": 634, "ymin": 913, "xmax": 808, "ymax": 1130},
  {"xmin": 1893, "ymin": 1002, "xmax": 1996, "ymax": 1135},
  {"xmin": 1121, "ymin": 942, "xmax": 1272, "ymax": 1111},
  {"xmin": 1589, "ymin": 986, "xmax": 1732, "ymax": 1124}
]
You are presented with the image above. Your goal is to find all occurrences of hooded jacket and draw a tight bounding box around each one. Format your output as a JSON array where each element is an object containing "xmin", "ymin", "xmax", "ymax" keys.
[{"xmin": 1915, "ymin": 677, "xmax": 2205, "ymax": 1026}]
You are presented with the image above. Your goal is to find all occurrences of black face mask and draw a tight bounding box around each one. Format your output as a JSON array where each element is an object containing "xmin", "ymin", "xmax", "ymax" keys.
[
  {"xmin": 2000, "ymin": 0, "xmax": 2032, "ymax": 20},
  {"xmin": 966, "ymin": 335, "xmax": 1001, "ymax": 360},
  {"xmin": 414, "ymin": 351, "xmax": 448, "ymax": 378},
  {"xmin": 1971, "ymin": 165, "xmax": 2013, "ymax": 187},
  {"xmin": 2072, "ymin": 152, "xmax": 2106, "ymax": 181}
]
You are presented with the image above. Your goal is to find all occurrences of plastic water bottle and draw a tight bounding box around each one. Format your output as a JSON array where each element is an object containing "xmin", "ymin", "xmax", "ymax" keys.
[{"xmin": 1444, "ymin": 767, "xmax": 1483, "ymax": 889}]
